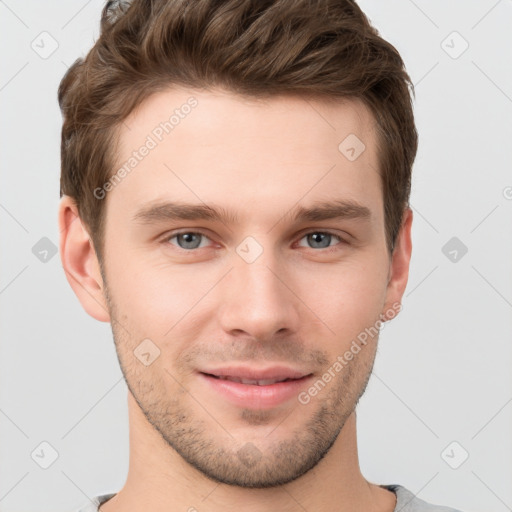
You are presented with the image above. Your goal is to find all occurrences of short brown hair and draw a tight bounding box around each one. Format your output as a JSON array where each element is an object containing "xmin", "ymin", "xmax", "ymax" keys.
[{"xmin": 58, "ymin": 0, "xmax": 418, "ymax": 263}]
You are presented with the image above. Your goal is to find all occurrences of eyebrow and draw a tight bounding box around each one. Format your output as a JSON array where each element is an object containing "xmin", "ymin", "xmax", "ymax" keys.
[{"xmin": 132, "ymin": 199, "xmax": 372, "ymax": 227}]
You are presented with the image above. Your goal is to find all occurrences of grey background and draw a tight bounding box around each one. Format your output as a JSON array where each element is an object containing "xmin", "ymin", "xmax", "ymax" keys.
[{"xmin": 1, "ymin": 1, "xmax": 511, "ymax": 511}]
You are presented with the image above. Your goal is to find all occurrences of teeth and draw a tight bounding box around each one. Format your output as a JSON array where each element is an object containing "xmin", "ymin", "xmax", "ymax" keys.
[
  {"xmin": 217, "ymin": 376, "xmax": 289, "ymax": 385},
  {"xmin": 252, "ymin": 379, "xmax": 278, "ymax": 386}
]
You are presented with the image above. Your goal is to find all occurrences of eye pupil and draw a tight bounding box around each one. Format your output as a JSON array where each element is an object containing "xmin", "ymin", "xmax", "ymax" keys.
[
  {"xmin": 178, "ymin": 232, "xmax": 202, "ymax": 249},
  {"xmin": 308, "ymin": 232, "xmax": 331, "ymax": 249}
]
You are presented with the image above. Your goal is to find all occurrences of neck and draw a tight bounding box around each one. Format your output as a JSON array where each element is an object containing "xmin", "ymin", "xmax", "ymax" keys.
[{"xmin": 100, "ymin": 392, "xmax": 396, "ymax": 512}]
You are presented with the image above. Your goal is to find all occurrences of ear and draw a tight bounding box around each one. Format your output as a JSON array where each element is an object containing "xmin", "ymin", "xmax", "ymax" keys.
[
  {"xmin": 381, "ymin": 207, "xmax": 413, "ymax": 321},
  {"xmin": 58, "ymin": 195, "xmax": 111, "ymax": 322}
]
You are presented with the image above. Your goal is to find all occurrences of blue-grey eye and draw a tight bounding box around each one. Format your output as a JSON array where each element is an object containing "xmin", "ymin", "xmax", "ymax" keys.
[
  {"xmin": 298, "ymin": 232, "xmax": 341, "ymax": 249},
  {"xmin": 169, "ymin": 232, "xmax": 208, "ymax": 250}
]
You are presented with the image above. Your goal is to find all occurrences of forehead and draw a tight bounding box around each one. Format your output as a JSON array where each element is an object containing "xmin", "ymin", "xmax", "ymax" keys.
[{"xmin": 107, "ymin": 87, "xmax": 383, "ymax": 229}]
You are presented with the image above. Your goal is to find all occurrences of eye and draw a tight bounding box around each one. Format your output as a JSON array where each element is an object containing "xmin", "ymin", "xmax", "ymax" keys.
[
  {"xmin": 162, "ymin": 230, "xmax": 347, "ymax": 253},
  {"xmin": 166, "ymin": 231, "xmax": 212, "ymax": 250},
  {"xmin": 297, "ymin": 231, "xmax": 345, "ymax": 251}
]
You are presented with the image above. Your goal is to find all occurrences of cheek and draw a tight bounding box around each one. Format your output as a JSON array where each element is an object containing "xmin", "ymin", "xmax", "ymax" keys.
[
  {"xmin": 295, "ymin": 258, "xmax": 388, "ymax": 341},
  {"xmin": 106, "ymin": 241, "xmax": 388, "ymax": 345},
  {"xmin": 108, "ymin": 257, "xmax": 220, "ymax": 338}
]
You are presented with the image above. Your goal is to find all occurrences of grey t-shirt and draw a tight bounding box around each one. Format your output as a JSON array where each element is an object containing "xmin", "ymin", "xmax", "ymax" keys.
[{"xmin": 73, "ymin": 484, "xmax": 465, "ymax": 511}]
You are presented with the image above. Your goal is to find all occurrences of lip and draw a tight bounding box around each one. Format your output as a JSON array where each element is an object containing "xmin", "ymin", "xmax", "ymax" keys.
[{"xmin": 197, "ymin": 366, "xmax": 314, "ymax": 410}]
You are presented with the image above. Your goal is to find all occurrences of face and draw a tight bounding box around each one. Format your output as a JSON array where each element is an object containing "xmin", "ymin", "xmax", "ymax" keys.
[{"xmin": 95, "ymin": 87, "xmax": 405, "ymax": 487}]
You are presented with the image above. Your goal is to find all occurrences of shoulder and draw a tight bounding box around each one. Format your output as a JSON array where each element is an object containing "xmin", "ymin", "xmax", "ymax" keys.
[
  {"xmin": 72, "ymin": 493, "xmax": 117, "ymax": 512},
  {"xmin": 382, "ymin": 484, "xmax": 466, "ymax": 512}
]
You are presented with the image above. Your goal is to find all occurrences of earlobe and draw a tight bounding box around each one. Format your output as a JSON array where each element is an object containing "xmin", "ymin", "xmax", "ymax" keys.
[
  {"xmin": 381, "ymin": 207, "xmax": 413, "ymax": 321},
  {"xmin": 58, "ymin": 196, "xmax": 111, "ymax": 322}
]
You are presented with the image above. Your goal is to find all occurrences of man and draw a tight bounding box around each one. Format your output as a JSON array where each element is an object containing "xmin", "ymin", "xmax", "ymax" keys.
[{"xmin": 58, "ymin": 0, "xmax": 464, "ymax": 510}]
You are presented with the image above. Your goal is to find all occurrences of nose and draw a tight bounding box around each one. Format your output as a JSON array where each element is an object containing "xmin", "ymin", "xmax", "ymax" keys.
[{"xmin": 217, "ymin": 244, "xmax": 301, "ymax": 342}]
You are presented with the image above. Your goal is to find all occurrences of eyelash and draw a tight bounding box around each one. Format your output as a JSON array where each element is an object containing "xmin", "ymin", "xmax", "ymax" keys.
[{"xmin": 162, "ymin": 229, "xmax": 347, "ymax": 253}]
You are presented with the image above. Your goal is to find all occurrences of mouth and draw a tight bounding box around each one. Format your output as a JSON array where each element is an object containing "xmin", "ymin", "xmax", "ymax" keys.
[
  {"xmin": 202, "ymin": 374, "xmax": 306, "ymax": 386},
  {"xmin": 197, "ymin": 366, "xmax": 314, "ymax": 409}
]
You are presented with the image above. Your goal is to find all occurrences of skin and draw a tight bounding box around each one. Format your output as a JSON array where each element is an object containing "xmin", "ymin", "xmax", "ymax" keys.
[{"xmin": 59, "ymin": 86, "xmax": 413, "ymax": 512}]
